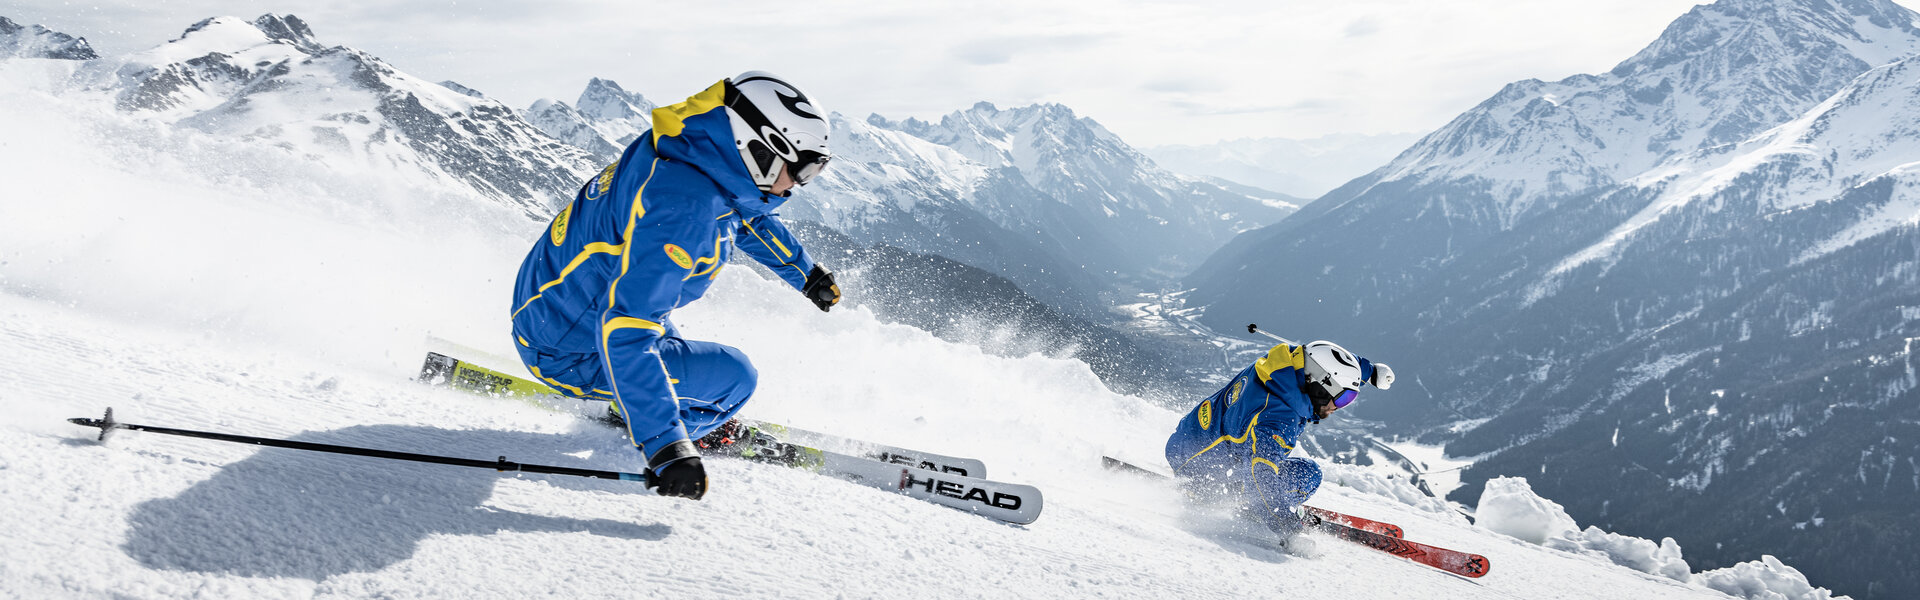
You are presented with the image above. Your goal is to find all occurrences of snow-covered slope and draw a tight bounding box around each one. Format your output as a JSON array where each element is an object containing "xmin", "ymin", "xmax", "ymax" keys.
[
  {"xmin": 0, "ymin": 64, "xmax": 1842, "ymax": 599},
  {"xmin": 73, "ymin": 14, "xmax": 594, "ymax": 218},
  {"xmin": 1370, "ymin": 0, "xmax": 1920, "ymax": 222},
  {"xmin": 1552, "ymin": 52, "xmax": 1920, "ymax": 278}
]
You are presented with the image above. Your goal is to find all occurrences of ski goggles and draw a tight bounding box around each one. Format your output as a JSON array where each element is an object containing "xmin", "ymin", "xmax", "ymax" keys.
[
  {"xmin": 790, "ymin": 150, "xmax": 830, "ymax": 186},
  {"xmin": 1331, "ymin": 388, "xmax": 1358, "ymax": 409}
]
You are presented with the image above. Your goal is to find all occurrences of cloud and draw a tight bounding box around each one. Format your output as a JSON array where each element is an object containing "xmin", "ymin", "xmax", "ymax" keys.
[
  {"xmin": 1142, "ymin": 75, "xmax": 1226, "ymax": 94},
  {"xmin": 952, "ymin": 33, "xmax": 1109, "ymax": 66},
  {"xmin": 1345, "ymin": 15, "xmax": 1383, "ymax": 38}
]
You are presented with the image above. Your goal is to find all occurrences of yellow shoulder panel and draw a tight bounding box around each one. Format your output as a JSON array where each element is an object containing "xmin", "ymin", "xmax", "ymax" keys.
[
  {"xmin": 651, "ymin": 81, "xmax": 728, "ymax": 142},
  {"xmin": 1254, "ymin": 343, "xmax": 1305, "ymax": 384}
]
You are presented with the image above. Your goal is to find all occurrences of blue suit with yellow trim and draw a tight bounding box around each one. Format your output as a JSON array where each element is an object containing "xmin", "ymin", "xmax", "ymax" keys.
[
  {"xmin": 509, "ymin": 80, "xmax": 819, "ymax": 465},
  {"xmin": 1164, "ymin": 343, "xmax": 1378, "ymax": 535}
]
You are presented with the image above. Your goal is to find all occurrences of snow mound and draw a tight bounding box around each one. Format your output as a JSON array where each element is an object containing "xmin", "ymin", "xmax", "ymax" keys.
[
  {"xmin": 1477, "ymin": 476, "xmax": 1578, "ymax": 544},
  {"xmin": 1545, "ymin": 527, "xmax": 1691, "ymax": 582},
  {"xmin": 1319, "ymin": 463, "xmax": 1459, "ymax": 519},
  {"xmin": 1477, "ymin": 477, "xmax": 1851, "ymax": 599},
  {"xmin": 1695, "ymin": 555, "xmax": 1848, "ymax": 600}
]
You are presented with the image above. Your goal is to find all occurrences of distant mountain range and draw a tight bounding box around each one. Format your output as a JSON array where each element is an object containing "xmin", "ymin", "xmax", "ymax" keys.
[
  {"xmin": 67, "ymin": 14, "xmax": 595, "ymax": 218},
  {"xmin": 1187, "ymin": 0, "xmax": 1920, "ymax": 597},
  {"xmin": 1147, "ymin": 133, "xmax": 1419, "ymax": 199}
]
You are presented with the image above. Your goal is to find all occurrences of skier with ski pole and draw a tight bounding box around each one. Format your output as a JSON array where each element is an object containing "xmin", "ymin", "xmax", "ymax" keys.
[
  {"xmin": 1165, "ymin": 324, "xmax": 1394, "ymax": 543},
  {"xmin": 508, "ymin": 72, "xmax": 841, "ymax": 500}
]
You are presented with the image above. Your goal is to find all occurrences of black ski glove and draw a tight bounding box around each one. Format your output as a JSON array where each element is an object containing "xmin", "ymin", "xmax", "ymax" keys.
[
  {"xmin": 802, "ymin": 265, "xmax": 840, "ymax": 312},
  {"xmin": 646, "ymin": 440, "xmax": 707, "ymax": 500}
]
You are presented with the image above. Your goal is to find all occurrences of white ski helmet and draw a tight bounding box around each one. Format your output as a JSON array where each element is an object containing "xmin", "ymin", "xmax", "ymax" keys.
[
  {"xmin": 1302, "ymin": 340, "xmax": 1366, "ymax": 409},
  {"xmin": 724, "ymin": 71, "xmax": 831, "ymax": 194}
]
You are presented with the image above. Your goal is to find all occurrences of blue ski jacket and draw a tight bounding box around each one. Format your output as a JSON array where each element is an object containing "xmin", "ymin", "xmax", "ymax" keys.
[
  {"xmin": 1165, "ymin": 343, "xmax": 1379, "ymax": 530},
  {"xmin": 509, "ymin": 80, "xmax": 817, "ymax": 460}
]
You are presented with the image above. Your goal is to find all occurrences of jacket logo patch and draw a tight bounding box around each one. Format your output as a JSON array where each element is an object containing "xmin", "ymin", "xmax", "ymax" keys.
[
  {"xmin": 549, "ymin": 206, "xmax": 571, "ymax": 246},
  {"xmin": 588, "ymin": 163, "xmax": 616, "ymax": 200},
  {"xmin": 1198, "ymin": 401, "xmax": 1212, "ymax": 429},
  {"xmin": 1229, "ymin": 379, "xmax": 1245, "ymax": 405},
  {"xmin": 664, "ymin": 244, "xmax": 694, "ymax": 269}
]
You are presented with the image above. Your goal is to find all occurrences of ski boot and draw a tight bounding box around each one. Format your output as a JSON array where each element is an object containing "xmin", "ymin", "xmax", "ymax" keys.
[
  {"xmin": 599, "ymin": 401, "xmax": 627, "ymax": 428},
  {"xmin": 696, "ymin": 419, "xmax": 746, "ymax": 451}
]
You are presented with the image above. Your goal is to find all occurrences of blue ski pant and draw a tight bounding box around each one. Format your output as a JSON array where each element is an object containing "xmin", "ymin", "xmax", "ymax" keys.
[
  {"xmin": 516, "ymin": 336, "xmax": 757, "ymax": 442},
  {"xmin": 1166, "ymin": 427, "xmax": 1322, "ymax": 534}
]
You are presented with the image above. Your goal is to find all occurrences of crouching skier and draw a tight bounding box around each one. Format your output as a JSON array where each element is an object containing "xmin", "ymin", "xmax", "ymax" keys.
[
  {"xmin": 1165, "ymin": 340, "xmax": 1393, "ymax": 543},
  {"xmin": 509, "ymin": 72, "xmax": 843, "ymax": 500}
]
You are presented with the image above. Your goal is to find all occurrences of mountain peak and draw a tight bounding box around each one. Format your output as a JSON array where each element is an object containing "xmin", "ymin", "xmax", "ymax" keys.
[
  {"xmin": 251, "ymin": 14, "xmax": 322, "ymax": 52},
  {"xmin": 0, "ymin": 16, "xmax": 99, "ymax": 60},
  {"xmin": 585, "ymin": 77, "xmax": 625, "ymax": 93},
  {"xmin": 575, "ymin": 77, "xmax": 653, "ymax": 123},
  {"xmin": 1612, "ymin": 0, "xmax": 1920, "ymax": 77}
]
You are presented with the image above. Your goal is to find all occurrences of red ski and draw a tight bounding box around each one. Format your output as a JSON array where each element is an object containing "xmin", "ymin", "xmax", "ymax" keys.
[
  {"xmin": 1305, "ymin": 514, "xmax": 1491, "ymax": 578},
  {"xmin": 1305, "ymin": 506, "xmax": 1404, "ymax": 538}
]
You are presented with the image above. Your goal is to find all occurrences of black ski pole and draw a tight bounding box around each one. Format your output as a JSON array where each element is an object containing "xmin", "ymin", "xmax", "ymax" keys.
[
  {"xmin": 1246, "ymin": 323, "xmax": 1297, "ymax": 345},
  {"xmin": 68, "ymin": 407, "xmax": 652, "ymax": 485}
]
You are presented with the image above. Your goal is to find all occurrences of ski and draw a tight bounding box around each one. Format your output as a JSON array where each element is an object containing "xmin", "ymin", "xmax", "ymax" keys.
[
  {"xmin": 1305, "ymin": 506, "xmax": 1403, "ymax": 538},
  {"xmin": 418, "ymin": 351, "xmax": 988, "ymax": 477},
  {"xmin": 719, "ymin": 422, "xmax": 1042, "ymax": 525},
  {"xmin": 1304, "ymin": 514, "xmax": 1491, "ymax": 578},
  {"xmin": 1101, "ymin": 456, "xmax": 1482, "ymax": 575},
  {"xmin": 418, "ymin": 351, "xmax": 1037, "ymax": 523}
]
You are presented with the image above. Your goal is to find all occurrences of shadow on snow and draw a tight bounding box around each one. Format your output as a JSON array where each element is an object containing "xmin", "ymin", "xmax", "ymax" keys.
[{"xmin": 121, "ymin": 424, "xmax": 669, "ymax": 580}]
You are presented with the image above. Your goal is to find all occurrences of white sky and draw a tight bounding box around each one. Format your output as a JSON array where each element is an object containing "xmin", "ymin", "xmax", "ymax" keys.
[{"xmin": 14, "ymin": 1, "xmax": 1916, "ymax": 146}]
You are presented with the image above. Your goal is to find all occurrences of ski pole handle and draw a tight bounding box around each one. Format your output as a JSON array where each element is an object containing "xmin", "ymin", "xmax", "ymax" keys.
[{"xmin": 1246, "ymin": 323, "xmax": 1296, "ymax": 346}]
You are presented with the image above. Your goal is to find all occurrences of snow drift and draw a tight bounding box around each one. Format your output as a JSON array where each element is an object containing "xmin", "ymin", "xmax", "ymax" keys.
[{"xmin": 1478, "ymin": 477, "xmax": 1847, "ymax": 600}]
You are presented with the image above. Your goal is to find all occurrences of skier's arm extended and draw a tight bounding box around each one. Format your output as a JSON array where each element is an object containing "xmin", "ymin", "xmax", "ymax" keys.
[{"xmin": 735, "ymin": 214, "xmax": 818, "ymax": 290}]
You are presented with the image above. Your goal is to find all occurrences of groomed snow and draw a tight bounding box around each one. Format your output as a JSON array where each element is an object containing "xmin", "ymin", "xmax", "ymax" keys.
[{"xmin": 0, "ymin": 57, "xmax": 1840, "ymax": 599}]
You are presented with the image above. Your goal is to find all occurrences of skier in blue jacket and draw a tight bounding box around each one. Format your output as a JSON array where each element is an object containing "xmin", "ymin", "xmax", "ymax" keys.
[
  {"xmin": 1165, "ymin": 339, "xmax": 1393, "ymax": 537},
  {"xmin": 510, "ymin": 72, "xmax": 840, "ymax": 500}
]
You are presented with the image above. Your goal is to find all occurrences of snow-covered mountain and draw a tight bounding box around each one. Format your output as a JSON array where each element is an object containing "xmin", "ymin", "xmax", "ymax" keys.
[
  {"xmin": 524, "ymin": 78, "xmax": 654, "ymax": 164},
  {"xmin": 868, "ymin": 103, "xmax": 1296, "ymax": 279},
  {"xmin": 76, "ymin": 14, "xmax": 595, "ymax": 218},
  {"xmin": 1147, "ymin": 133, "xmax": 1420, "ymax": 199},
  {"xmin": 0, "ymin": 16, "xmax": 96, "ymax": 60},
  {"xmin": 0, "ymin": 55, "xmax": 1852, "ymax": 597},
  {"xmin": 1186, "ymin": 0, "xmax": 1920, "ymax": 597},
  {"xmin": 1365, "ymin": 0, "xmax": 1920, "ymax": 224}
]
